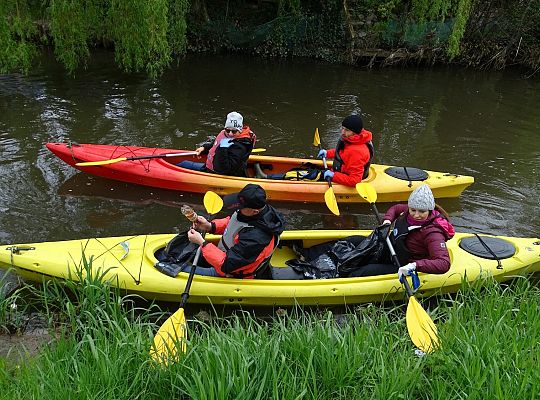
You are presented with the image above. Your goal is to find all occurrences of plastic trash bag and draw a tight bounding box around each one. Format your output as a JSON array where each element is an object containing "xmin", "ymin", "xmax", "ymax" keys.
[
  {"xmin": 337, "ymin": 224, "xmax": 391, "ymax": 277},
  {"xmin": 285, "ymin": 226, "xmax": 391, "ymax": 279},
  {"xmin": 286, "ymin": 253, "xmax": 338, "ymax": 279}
]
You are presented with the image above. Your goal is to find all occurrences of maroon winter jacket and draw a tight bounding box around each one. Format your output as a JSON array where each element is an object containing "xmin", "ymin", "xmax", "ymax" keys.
[{"xmin": 383, "ymin": 203, "xmax": 455, "ymax": 274}]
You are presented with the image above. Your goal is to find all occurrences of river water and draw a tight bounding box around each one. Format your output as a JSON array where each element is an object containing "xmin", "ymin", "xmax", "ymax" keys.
[{"xmin": 1, "ymin": 51, "xmax": 539, "ymax": 248}]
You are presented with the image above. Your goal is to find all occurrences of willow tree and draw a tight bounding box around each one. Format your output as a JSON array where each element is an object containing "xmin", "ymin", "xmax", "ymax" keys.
[
  {"xmin": 0, "ymin": 0, "xmax": 189, "ymax": 77},
  {"xmin": 411, "ymin": 0, "xmax": 475, "ymax": 58},
  {"xmin": 0, "ymin": 1, "xmax": 38, "ymax": 74}
]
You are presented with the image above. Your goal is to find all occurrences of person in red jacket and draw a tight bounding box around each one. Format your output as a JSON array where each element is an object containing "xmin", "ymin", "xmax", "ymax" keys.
[
  {"xmin": 185, "ymin": 184, "xmax": 285, "ymax": 278},
  {"xmin": 349, "ymin": 184, "xmax": 455, "ymax": 278},
  {"xmin": 317, "ymin": 114, "xmax": 374, "ymax": 186}
]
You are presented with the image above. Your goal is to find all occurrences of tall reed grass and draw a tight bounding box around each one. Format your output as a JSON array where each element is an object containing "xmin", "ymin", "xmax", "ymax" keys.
[{"xmin": 1, "ymin": 257, "xmax": 539, "ymax": 399}]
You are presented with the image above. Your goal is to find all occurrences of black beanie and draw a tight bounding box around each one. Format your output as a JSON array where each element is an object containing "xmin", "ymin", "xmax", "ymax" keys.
[{"xmin": 342, "ymin": 114, "xmax": 363, "ymax": 134}]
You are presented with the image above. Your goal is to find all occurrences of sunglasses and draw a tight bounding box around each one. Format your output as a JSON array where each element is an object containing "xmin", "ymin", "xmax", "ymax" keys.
[{"xmin": 225, "ymin": 128, "xmax": 240, "ymax": 134}]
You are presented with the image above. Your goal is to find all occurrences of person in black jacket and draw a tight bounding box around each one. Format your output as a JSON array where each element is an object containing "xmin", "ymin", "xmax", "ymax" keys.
[
  {"xmin": 186, "ymin": 184, "xmax": 286, "ymax": 278},
  {"xmin": 178, "ymin": 111, "xmax": 256, "ymax": 177}
]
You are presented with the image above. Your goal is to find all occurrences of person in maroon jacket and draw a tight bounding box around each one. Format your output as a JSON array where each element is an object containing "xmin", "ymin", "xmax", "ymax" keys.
[
  {"xmin": 317, "ymin": 114, "xmax": 374, "ymax": 186},
  {"xmin": 349, "ymin": 184, "xmax": 455, "ymax": 278},
  {"xmin": 382, "ymin": 183, "xmax": 455, "ymax": 280}
]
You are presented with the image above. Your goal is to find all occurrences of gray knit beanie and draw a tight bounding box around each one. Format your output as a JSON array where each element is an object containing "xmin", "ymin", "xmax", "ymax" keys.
[
  {"xmin": 225, "ymin": 111, "xmax": 243, "ymax": 130},
  {"xmin": 408, "ymin": 184, "xmax": 435, "ymax": 210}
]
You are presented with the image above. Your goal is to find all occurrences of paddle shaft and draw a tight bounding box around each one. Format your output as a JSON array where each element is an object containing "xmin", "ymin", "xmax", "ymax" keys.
[
  {"xmin": 368, "ymin": 202, "xmax": 415, "ymax": 297},
  {"xmin": 76, "ymin": 148, "xmax": 266, "ymax": 166},
  {"xmin": 179, "ymin": 247, "xmax": 201, "ymax": 308},
  {"xmin": 178, "ymin": 189, "xmax": 223, "ymax": 308},
  {"xmin": 178, "ymin": 220, "xmax": 210, "ymax": 308},
  {"xmin": 126, "ymin": 152, "xmax": 197, "ymax": 161},
  {"xmin": 126, "ymin": 148, "xmax": 264, "ymax": 162}
]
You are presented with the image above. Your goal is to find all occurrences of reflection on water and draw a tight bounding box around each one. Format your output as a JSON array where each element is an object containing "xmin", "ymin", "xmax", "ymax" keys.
[{"xmin": 0, "ymin": 52, "xmax": 539, "ymax": 244}]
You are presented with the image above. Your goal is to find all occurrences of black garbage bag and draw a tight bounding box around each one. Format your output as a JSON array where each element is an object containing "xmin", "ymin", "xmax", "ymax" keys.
[
  {"xmin": 285, "ymin": 234, "xmax": 377, "ymax": 279},
  {"xmin": 337, "ymin": 225, "xmax": 391, "ymax": 277},
  {"xmin": 154, "ymin": 231, "xmax": 199, "ymax": 277},
  {"xmin": 286, "ymin": 252, "xmax": 339, "ymax": 279}
]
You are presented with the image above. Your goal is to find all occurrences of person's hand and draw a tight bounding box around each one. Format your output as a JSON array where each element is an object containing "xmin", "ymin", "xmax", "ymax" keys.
[
  {"xmin": 398, "ymin": 262, "xmax": 416, "ymax": 281},
  {"xmin": 187, "ymin": 228, "xmax": 205, "ymax": 246},
  {"xmin": 192, "ymin": 216, "xmax": 211, "ymax": 232},
  {"xmin": 317, "ymin": 149, "xmax": 327, "ymax": 159},
  {"xmin": 195, "ymin": 146, "xmax": 205, "ymax": 157},
  {"xmin": 323, "ymin": 170, "xmax": 334, "ymax": 181},
  {"xmin": 382, "ymin": 219, "xmax": 392, "ymax": 225}
]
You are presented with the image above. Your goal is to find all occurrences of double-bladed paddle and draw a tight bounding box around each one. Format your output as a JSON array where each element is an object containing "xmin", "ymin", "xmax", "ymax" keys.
[
  {"xmin": 356, "ymin": 182, "xmax": 439, "ymax": 353},
  {"xmin": 76, "ymin": 148, "xmax": 267, "ymax": 167},
  {"xmin": 150, "ymin": 191, "xmax": 223, "ymax": 365},
  {"xmin": 313, "ymin": 128, "xmax": 340, "ymax": 216}
]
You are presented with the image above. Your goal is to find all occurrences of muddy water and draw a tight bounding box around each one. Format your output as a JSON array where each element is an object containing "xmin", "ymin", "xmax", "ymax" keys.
[{"xmin": 1, "ymin": 52, "xmax": 539, "ymax": 244}]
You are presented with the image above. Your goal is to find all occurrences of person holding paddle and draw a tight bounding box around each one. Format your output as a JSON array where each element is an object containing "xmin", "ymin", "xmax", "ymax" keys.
[
  {"xmin": 185, "ymin": 184, "xmax": 285, "ymax": 278},
  {"xmin": 317, "ymin": 114, "xmax": 374, "ymax": 186},
  {"xmin": 178, "ymin": 111, "xmax": 256, "ymax": 177},
  {"xmin": 350, "ymin": 184, "xmax": 455, "ymax": 277}
]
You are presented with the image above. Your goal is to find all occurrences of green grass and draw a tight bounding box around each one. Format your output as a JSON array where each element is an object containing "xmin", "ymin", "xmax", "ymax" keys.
[
  {"xmin": 0, "ymin": 273, "xmax": 30, "ymax": 335},
  {"xmin": 1, "ymin": 261, "xmax": 540, "ymax": 399}
]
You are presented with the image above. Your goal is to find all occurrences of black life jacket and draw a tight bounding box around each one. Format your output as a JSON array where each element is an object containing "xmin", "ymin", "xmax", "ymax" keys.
[
  {"xmin": 219, "ymin": 212, "xmax": 280, "ymax": 278},
  {"xmin": 332, "ymin": 138, "xmax": 374, "ymax": 179}
]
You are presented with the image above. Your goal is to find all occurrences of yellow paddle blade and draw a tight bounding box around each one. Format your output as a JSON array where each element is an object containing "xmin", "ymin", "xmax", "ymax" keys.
[
  {"xmin": 203, "ymin": 191, "xmax": 223, "ymax": 214},
  {"xmin": 406, "ymin": 296, "xmax": 439, "ymax": 353},
  {"xmin": 150, "ymin": 307, "xmax": 187, "ymax": 365},
  {"xmin": 324, "ymin": 187, "xmax": 340, "ymax": 216},
  {"xmin": 251, "ymin": 148, "xmax": 266, "ymax": 153},
  {"xmin": 355, "ymin": 182, "xmax": 377, "ymax": 204},
  {"xmin": 313, "ymin": 128, "xmax": 321, "ymax": 147},
  {"xmin": 76, "ymin": 157, "xmax": 127, "ymax": 166}
]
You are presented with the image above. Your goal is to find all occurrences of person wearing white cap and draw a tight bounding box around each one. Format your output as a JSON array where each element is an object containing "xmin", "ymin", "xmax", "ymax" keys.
[
  {"xmin": 348, "ymin": 184, "xmax": 455, "ymax": 278},
  {"xmin": 178, "ymin": 111, "xmax": 256, "ymax": 176}
]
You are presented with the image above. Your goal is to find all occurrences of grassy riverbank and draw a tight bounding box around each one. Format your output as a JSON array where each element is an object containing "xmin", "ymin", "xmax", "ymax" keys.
[{"xmin": 1, "ymin": 269, "xmax": 539, "ymax": 399}]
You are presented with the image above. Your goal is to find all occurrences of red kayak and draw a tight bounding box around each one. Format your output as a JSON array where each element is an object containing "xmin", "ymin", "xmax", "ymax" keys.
[{"xmin": 46, "ymin": 142, "xmax": 474, "ymax": 203}]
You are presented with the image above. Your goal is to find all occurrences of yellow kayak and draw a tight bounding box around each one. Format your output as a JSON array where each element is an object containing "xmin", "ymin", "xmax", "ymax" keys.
[{"xmin": 1, "ymin": 230, "xmax": 538, "ymax": 306}]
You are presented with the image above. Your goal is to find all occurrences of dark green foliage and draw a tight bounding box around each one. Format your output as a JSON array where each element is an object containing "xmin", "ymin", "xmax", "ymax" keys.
[
  {"xmin": 447, "ymin": 0, "xmax": 474, "ymax": 59},
  {"xmin": 48, "ymin": 0, "xmax": 91, "ymax": 73},
  {"xmin": 108, "ymin": 0, "xmax": 171, "ymax": 77},
  {"xmin": 1, "ymin": 0, "xmax": 189, "ymax": 77},
  {"xmin": 460, "ymin": 0, "xmax": 540, "ymax": 69},
  {"xmin": 1, "ymin": 0, "xmax": 540, "ymax": 76},
  {"xmin": 0, "ymin": 1, "xmax": 38, "ymax": 74},
  {"xmin": 168, "ymin": 0, "xmax": 189, "ymax": 56}
]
